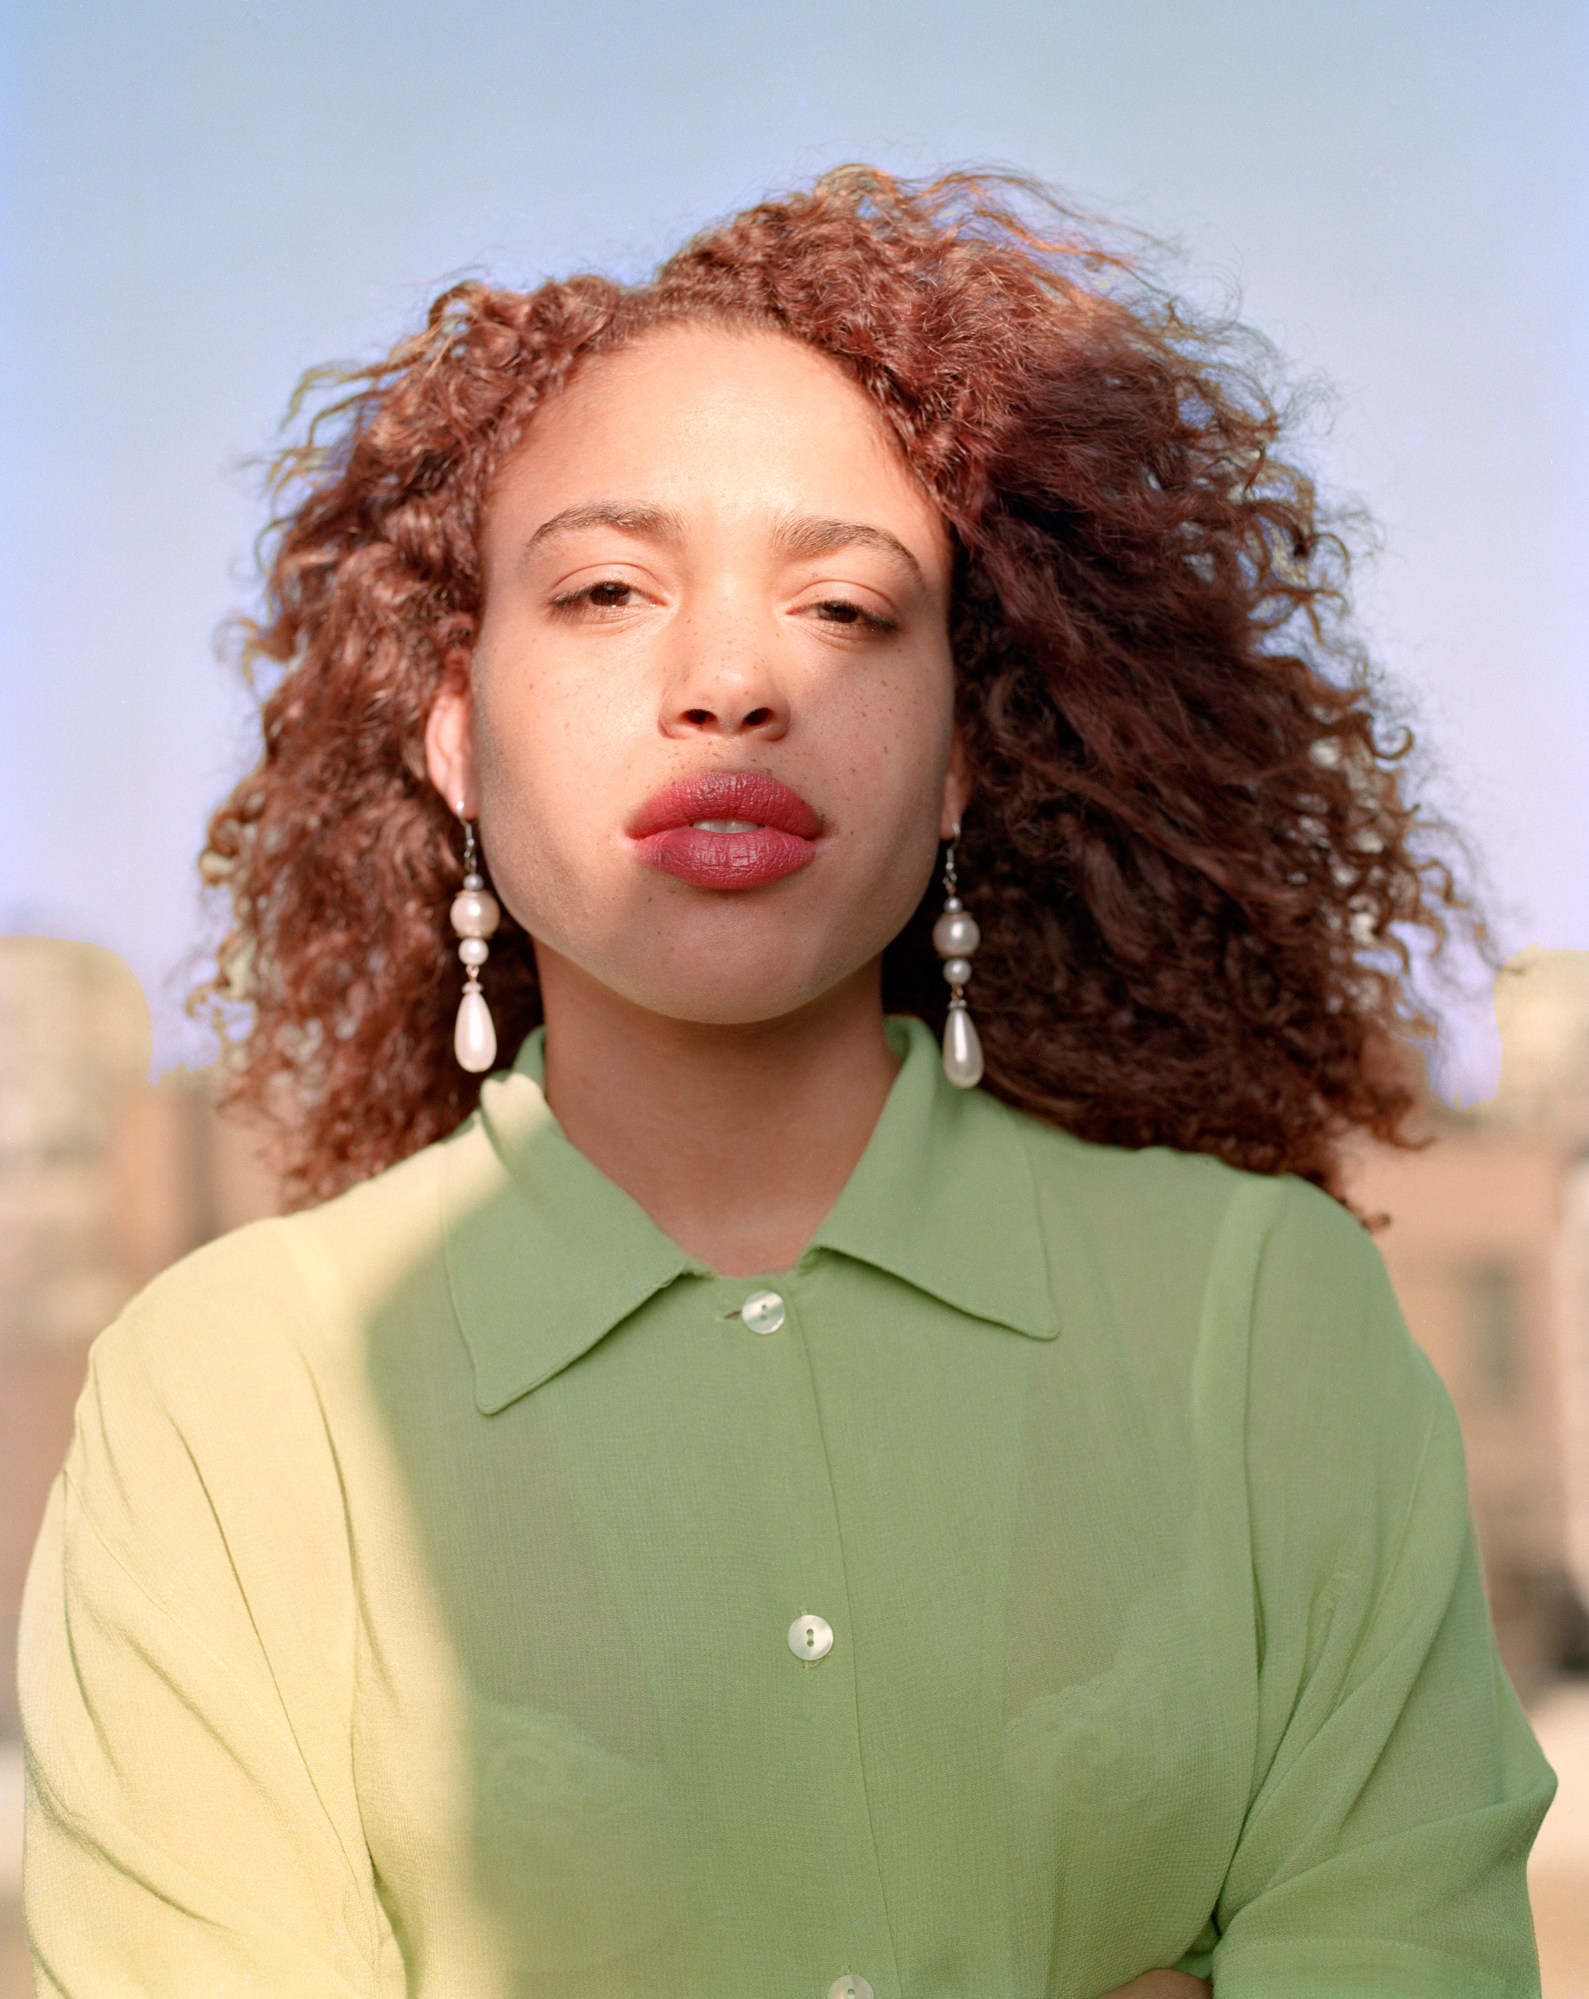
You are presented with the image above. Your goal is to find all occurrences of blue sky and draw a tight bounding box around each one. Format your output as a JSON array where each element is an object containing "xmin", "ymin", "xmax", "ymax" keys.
[{"xmin": 2, "ymin": 0, "xmax": 1585, "ymax": 1099}]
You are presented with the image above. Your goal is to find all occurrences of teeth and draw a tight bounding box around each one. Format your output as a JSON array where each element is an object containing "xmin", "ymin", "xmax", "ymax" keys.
[{"xmin": 691, "ymin": 819, "xmax": 760, "ymax": 833}]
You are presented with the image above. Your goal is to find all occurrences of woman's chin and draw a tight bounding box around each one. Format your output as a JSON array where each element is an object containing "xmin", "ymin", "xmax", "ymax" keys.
[
  {"xmin": 581, "ymin": 958, "xmax": 871, "ymax": 1033},
  {"xmin": 532, "ymin": 922, "xmax": 887, "ymax": 1031},
  {"xmin": 618, "ymin": 982, "xmax": 848, "ymax": 1032}
]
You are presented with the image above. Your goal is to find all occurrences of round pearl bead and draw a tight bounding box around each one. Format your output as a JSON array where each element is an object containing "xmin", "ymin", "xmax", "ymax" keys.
[
  {"xmin": 941, "ymin": 956, "xmax": 973, "ymax": 986},
  {"xmin": 458, "ymin": 937, "xmax": 489, "ymax": 968},
  {"xmin": 933, "ymin": 911, "xmax": 981, "ymax": 958},
  {"xmin": 451, "ymin": 889, "xmax": 501, "ymax": 941}
]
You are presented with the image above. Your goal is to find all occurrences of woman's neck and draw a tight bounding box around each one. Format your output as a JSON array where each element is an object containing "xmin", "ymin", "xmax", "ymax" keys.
[{"xmin": 532, "ymin": 948, "xmax": 901, "ymax": 1277}]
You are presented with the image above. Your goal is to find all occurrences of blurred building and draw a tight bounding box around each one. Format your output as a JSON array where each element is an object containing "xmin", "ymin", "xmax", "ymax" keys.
[
  {"xmin": 1346, "ymin": 945, "xmax": 1589, "ymax": 1704},
  {"xmin": 0, "ymin": 935, "xmax": 281, "ymax": 1744}
]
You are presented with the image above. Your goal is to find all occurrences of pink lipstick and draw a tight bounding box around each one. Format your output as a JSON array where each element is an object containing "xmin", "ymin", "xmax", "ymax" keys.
[{"xmin": 627, "ymin": 770, "xmax": 823, "ymax": 889}]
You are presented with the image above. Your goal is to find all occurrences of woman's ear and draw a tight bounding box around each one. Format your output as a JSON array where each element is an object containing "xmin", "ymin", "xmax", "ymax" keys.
[
  {"xmin": 940, "ymin": 727, "xmax": 973, "ymax": 840},
  {"xmin": 422, "ymin": 650, "xmax": 478, "ymax": 816}
]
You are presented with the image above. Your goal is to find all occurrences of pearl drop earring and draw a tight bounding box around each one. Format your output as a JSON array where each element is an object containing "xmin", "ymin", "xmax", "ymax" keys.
[
  {"xmin": 450, "ymin": 815, "xmax": 501, "ymax": 1074},
  {"xmin": 933, "ymin": 823, "xmax": 984, "ymax": 1088}
]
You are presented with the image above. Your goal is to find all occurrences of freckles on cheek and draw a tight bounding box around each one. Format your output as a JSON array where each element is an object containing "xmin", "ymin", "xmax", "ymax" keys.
[
  {"xmin": 833, "ymin": 679, "xmax": 891, "ymax": 765},
  {"xmin": 476, "ymin": 662, "xmax": 640, "ymax": 837},
  {"xmin": 472, "ymin": 699, "xmax": 522, "ymax": 803},
  {"xmin": 842, "ymin": 680, "xmax": 937, "ymax": 790},
  {"xmin": 475, "ymin": 653, "xmax": 556, "ymax": 767}
]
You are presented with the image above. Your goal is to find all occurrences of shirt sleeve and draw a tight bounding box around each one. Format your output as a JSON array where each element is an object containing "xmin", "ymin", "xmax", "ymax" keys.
[
  {"xmin": 1202, "ymin": 1176, "xmax": 1559, "ymax": 1999},
  {"xmin": 16, "ymin": 1224, "xmax": 389, "ymax": 1997}
]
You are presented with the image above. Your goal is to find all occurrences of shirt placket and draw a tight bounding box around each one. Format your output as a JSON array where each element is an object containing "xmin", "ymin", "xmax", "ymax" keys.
[{"xmin": 705, "ymin": 1267, "xmax": 902, "ymax": 1999}]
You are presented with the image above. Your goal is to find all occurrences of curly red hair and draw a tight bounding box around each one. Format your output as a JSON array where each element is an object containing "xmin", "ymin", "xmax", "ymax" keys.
[{"xmin": 189, "ymin": 163, "xmax": 1492, "ymax": 1220}]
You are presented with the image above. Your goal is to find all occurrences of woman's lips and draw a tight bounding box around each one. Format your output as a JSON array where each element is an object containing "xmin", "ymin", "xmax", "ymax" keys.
[{"xmin": 627, "ymin": 770, "xmax": 822, "ymax": 889}]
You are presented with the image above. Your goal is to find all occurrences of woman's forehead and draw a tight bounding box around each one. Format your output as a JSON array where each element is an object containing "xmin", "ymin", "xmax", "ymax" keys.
[{"xmin": 482, "ymin": 321, "xmax": 951, "ymax": 563}]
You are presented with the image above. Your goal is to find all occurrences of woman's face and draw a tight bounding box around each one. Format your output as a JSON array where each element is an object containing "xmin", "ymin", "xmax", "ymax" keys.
[{"xmin": 425, "ymin": 319, "xmax": 966, "ymax": 1027}]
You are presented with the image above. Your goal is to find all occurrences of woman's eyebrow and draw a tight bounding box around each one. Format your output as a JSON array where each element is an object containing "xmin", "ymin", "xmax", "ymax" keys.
[
  {"xmin": 522, "ymin": 501, "xmax": 686, "ymax": 558},
  {"xmin": 770, "ymin": 514, "xmax": 925, "ymax": 585},
  {"xmin": 520, "ymin": 502, "xmax": 925, "ymax": 586}
]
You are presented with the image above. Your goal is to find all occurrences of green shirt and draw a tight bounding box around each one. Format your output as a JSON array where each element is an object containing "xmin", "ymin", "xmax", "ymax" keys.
[{"xmin": 18, "ymin": 1012, "xmax": 1557, "ymax": 1997}]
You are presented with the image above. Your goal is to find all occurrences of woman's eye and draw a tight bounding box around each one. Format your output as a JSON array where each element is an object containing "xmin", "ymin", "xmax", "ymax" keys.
[
  {"xmin": 548, "ymin": 584, "xmax": 894, "ymax": 630},
  {"xmin": 808, "ymin": 598, "xmax": 895, "ymax": 631},
  {"xmin": 551, "ymin": 579, "xmax": 640, "ymax": 614}
]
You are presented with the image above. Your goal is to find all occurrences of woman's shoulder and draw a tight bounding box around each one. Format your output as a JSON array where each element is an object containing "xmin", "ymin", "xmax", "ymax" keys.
[
  {"xmin": 1005, "ymin": 1098, "xmax": 1426, "ymax": 1376},
  {"xmin": 85, "ymin": 1116, "xmax": 466, "ymax": 1409},
  {"xmin": 1006, "ymin": 1095, "xmax": 1371, "ymax": 1278},
  {"xmin": 1006, "ymin": 1104, "xmax": 1444, "ymax": 1459}
]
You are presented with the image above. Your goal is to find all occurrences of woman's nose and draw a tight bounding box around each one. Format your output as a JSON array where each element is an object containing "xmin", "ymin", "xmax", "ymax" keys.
[{"xmin": 660, "ymin": 638, "xmax": 791, "ymax": 740}]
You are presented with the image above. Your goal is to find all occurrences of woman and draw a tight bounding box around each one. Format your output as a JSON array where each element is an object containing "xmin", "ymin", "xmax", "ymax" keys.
[{"xmin": 19, "ymin": 166, "xmax": 1556, "ymax": 1997}]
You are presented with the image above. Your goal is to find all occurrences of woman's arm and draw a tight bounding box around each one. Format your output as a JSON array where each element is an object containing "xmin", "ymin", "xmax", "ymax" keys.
[
  {"xmin": 1098, "ymin": 1977, "xmax": 1211, "ymax": 1997},
  {"xmin": 1203, "ymin": 1179, "xmax": 1558, "ymax": 1997},
  {"xmin": 17, "ymin": 1227, "xmax": 391, "ymax": 1996}
]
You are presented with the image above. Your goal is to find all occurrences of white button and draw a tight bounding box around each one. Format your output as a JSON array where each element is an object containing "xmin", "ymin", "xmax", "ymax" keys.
[
  {"xmin": 829, "ymin": 1978, "xmax": 873, "ymax": 1999},
  {"xmin": 741, "ymin": 1289, "xmax": 785, "ymax": 1334},
  {"xmin": 788, "ymin": 1613, "xmax": 833, "ymax": 1660}
]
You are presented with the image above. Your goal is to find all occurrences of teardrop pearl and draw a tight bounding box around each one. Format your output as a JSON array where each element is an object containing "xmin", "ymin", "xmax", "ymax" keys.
[
  {"xmin": 454, "ymin": 985, "xmax": 498, "ymax": 1074},
  {"xmin": 942, "ymin": 1003, "xmax": 984, "ymax": 1089}
]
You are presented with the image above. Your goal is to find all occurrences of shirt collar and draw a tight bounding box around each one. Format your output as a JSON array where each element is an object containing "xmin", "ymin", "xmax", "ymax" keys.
[{"xmin": 442, "ymin": 1012, "xmax": 1060, "ymax": 1416}]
